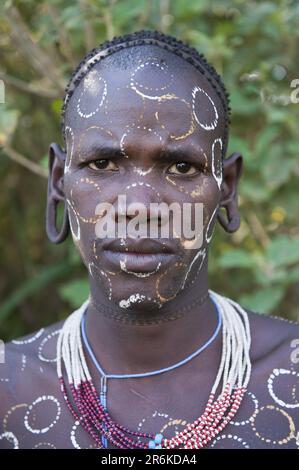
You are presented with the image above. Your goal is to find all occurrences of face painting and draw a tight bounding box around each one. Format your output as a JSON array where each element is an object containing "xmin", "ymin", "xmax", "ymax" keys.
[{"xmin": 63, "ymin": 45, "xmax": 225, "ymax": 312}]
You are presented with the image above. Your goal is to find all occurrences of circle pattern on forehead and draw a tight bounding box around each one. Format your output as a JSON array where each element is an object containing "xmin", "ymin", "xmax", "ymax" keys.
[
  {"xmin": 155, "ymin": 96, "xmax": 196, "ymax": 140},
  {"xmin": 120, "ymin": 126, "xmax": 164, "ymax": 159},
  {"xmin": 212, "ymin": 138, "xmax": 223, "ymax": 189},
  {"xmin": 24, "ymin": 395, "xmax": 61, "ymax": 434},
  {"xmin": 76, "ymin": 70, "xmax": 107, "ymax": 118},
  {"xmin": 113, "ymin": 85, "xmax": 146, "ymax": 129},
  {"xmin": 130, "ymin": 58, "xmax": 175, "ymax": 99},
  {"xmin": 192, "ymin": 85, "xmax": 219, "ymax": 131}
]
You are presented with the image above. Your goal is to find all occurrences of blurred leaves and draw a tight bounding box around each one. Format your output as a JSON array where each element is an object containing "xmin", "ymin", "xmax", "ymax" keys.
[
  {"xmin": 0, "ymin": 0, "xmax": 299, "ymax": 340},
  {"xmin": 266, "ymin": 235, "xmax": 299, "ymax": 267},
  {"xmin": 59, "ymin": 279, "xmax": 89, "ymax": 309}
]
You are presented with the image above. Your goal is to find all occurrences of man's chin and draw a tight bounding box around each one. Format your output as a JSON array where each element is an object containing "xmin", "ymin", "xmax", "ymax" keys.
[{"xmin": 115, "ymin": 292, "xmax": 162, "ymax": 311}]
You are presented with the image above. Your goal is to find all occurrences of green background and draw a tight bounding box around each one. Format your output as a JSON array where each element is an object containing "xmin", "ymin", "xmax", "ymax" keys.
[{"xmin": 1, "ymin": 0, "xmax": 299, "ymax": 341}]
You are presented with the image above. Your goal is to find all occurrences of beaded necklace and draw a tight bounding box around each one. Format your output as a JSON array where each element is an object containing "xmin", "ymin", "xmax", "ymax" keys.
[
  {"xmin": 81, "ymin": 295, "xmax": 222, "ymax": 447},
  {"xmin": 56, "ymin": 290, "xmax": 251, "ymax": 449}
]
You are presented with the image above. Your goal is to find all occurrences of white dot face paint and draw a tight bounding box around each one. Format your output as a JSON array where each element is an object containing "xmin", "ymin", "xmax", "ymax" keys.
[
  {"xmin": 120, "ymin": 126, "xmax": 163, "ymax": 159},
  {"xmin": 132, "ymin": 164, "xmax": 155, "ymax": 176},
  {"xmin": 124, "ymin": 181, "xmax": 161, "ymax": 199},
  {"xmin": 155, "ymin": 95, "xmax": 196, "ymax": 141},
  {"xmin": 76, "ymin": 70, "xmax": 107, "ymax": 118},
  {"xmin": 63, "ymin": 53, "xmax": 227, "ymax": 311},
  {"xmin": 119, "ymin": 293, "xmax": 147, "ymax": 309},
  {"xmin": 212, "ymin": 138, "xmax": 223, "ymax": 190},
  {"xmin": 130, "ymin": 59, "xmax": 174, "ymax": 100},
  {"xmin": 192, "ymin": 85, "xmax": 219, "ymax": 131}
]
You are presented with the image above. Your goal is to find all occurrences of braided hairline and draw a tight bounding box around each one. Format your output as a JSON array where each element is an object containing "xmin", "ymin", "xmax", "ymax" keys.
[{"xmin": 61, "ymin": 29, "xmax": 231, "ymax": 157}]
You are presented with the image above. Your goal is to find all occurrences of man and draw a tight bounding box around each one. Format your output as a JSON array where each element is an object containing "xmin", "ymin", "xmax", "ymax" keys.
[{"xmin": 1, "ymin": 30, "xmax": 298, "ymax": 449}]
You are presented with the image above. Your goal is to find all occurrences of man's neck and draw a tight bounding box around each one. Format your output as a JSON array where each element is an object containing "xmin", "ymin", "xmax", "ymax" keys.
[{"xmin": 84, "ymin": 266, "xmax": 220, "ymax": 375}]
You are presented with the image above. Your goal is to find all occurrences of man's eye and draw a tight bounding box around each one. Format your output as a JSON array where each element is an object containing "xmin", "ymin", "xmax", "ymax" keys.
[
  {"xmin": 88, "ymin": 159, "xmax": 118, "ymax": 171},
  {"xmin": 168, "ymin": 162, "xmax": 199, "ymax": 176}
]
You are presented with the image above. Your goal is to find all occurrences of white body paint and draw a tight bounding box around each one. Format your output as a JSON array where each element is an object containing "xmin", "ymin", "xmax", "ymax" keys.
[
  {"xmin": 77, "ymin": 70, "xmax": 107, "ymax": 119},
  {"xmin": 192, "ymin": 85, "xmax": 219, "ymax": 130},
  {"xmin": 119, "ymin": 293, "xmax": 147, "ymax": 309},
  {"xmin": 212, "ymin": 138, "xmax": 223, "ymax": 189}
]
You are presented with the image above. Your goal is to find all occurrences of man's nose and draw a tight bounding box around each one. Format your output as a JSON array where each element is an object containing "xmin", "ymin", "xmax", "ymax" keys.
[{"xmin": 114, "ymin": 184, "xmax": 163, "ymax": 224}]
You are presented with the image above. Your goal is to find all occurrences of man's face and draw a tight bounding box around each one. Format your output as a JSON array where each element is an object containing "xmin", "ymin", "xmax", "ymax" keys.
[{"xmin": 63, "ymin": 47, "xmax": 225, "ymax": 310}]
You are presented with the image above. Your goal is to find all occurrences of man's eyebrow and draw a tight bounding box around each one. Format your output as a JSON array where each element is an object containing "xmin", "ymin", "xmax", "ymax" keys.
[
  {"xmin": 77, "ymin": 144, "xmax": 124, "ymax": 161},
  {"xmin": 158, "ymin": 147, "xmax": 207, "ymax": 162},
  {"xmin": 76, "ymin": 143, "xmax": 207, "ymax": 162}
]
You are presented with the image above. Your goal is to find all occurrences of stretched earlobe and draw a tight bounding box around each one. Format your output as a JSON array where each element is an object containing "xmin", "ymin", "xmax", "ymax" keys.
[
  {"xmin": 217, "ymin": 202, "xmax": 241, "ymax": 233},
  {"xmin": 46, "ymin": 143, "xmax": 70, "ymax": 244},
  {"xmin": 217, "ymin": 152, "xmax": 243, "ymax": 234}
]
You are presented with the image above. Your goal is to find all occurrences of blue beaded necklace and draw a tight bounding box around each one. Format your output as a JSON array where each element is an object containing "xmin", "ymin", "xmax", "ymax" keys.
[{"xmin": 80, "ymin": 292, "xmax": 222, "ymax": 448}]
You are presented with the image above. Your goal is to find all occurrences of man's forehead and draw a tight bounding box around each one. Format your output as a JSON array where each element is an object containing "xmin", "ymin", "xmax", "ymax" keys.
[
  {"xmin": 71, "ymin": 124, "xmax": 209, "ymax": 161},
  {"xmin": 65, "ymin": 48, "xmax": 225, "ymax": 153}
]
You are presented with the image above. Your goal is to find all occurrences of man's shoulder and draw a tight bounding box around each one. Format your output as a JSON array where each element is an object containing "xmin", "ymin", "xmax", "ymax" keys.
[
  {"xmin": 228, "ymin": 306, "xmax": 299, "ymax": 447},
  {"xmin": 0, "ymin": 318, "xmax": 65, "ymax": 410},
  {"xmin": 4, "ymin": 317, "xmax": 65, "ymax": 360},
  {"xmin": 246, "ymin": 308, "xmax": 299, "ymax": 354},
  {"xmin": 244, "ymin": 307, "xmax": 299, "ymax": 382}
]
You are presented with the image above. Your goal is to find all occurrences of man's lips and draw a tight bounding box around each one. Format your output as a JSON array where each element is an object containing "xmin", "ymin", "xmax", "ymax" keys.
[
  {"xmin": 102, "ymin": 237, "xmax": 176, "ymax": 254},
  {"xmin": 100, "ymin": 238, "xmax": 177, "ymax": 273}
]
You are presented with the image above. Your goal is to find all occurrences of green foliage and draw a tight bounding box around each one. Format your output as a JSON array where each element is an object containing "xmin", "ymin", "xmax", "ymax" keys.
[
  {"xmin": 59, "ymin": 279, "xmax": 90, "ymax": 308},
  {"xmin": 0, "ymin": 0, "xmax": 299, "ymax": 340}
]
